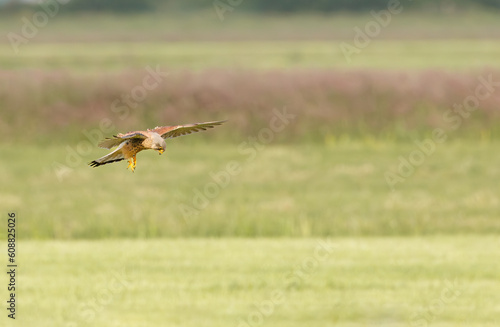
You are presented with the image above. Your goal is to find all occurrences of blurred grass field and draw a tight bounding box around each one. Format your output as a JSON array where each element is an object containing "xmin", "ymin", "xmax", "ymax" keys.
[
  {"xmin": 2, "ymin": 10, "xmax": 500, "ymax": 42},
  {"xmin": 2, "ymin": 11, "xmax": 500, "ymax": 72},
  {"xmin": 1, "ymin": 40, "xmax": 500, "ymax": 71},
  {"xmin": 2, "ymin": 141, "xmax": 500, "ymax": 238},
  {"xmin": 3, "ymin": 237, "xmax": 500, "ymax": 327},
  {"xmin": 2, "ymin": 10, "xmax": 500, "ymax": 327}
]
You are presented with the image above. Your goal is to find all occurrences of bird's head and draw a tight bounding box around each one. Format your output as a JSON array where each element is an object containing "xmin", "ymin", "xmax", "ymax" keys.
[{"xmin": 151, "ymin": 134, "xmax": 166, "ymax": 155}]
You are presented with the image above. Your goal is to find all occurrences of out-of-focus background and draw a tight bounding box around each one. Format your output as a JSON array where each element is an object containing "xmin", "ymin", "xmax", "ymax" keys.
[{"xmin": 1, "ymin": 1, "xmax": 500, "ymax": 326}]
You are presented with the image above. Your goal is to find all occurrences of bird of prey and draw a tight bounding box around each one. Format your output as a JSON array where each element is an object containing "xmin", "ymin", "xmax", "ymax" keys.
[{"xmin": 89, "ymin": 120, "xmax": 226, "ymax": 172}]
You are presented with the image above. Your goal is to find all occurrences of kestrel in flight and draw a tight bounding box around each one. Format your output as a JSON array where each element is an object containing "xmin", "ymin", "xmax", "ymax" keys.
[{"xmin": 89, "ymin": 120, "xmax": 226, "ymax": 172}]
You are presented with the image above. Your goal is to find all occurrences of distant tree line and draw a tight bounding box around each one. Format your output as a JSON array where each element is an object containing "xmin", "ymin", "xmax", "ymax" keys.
[
  {"xmin": 64, "ymin": 0, "xmax": 152, "ymax": 12},
  {"xmin": 3, "ymin": 0, "xmax": 500, "ymax": 13},
  {"xmin": 232, "ymin": 0, "xmax": 500, "ymax": 12}
]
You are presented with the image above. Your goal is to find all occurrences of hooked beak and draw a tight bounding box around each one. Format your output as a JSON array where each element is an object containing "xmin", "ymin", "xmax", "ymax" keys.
[{"xmin": 158, "ymin": 149, "xmax": 164, "ymax": 155}]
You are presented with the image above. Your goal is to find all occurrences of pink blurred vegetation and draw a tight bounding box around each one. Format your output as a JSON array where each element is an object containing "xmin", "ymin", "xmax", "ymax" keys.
[{"xmin": 2, "ymin": 68, "xmax": 500, "ymax": 144}]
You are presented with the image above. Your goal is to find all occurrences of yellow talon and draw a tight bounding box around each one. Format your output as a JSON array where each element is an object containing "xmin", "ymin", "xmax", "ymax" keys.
[{"xmin": 127, "ymin": 157, "xmax": 136, "ymax": 172}]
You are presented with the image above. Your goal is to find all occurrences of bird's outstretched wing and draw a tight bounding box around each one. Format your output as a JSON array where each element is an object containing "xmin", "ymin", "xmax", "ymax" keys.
[
  {"xmin": 149, "ymin": 120, "xmax": 226, "ymax": 139},
  {"xmin": 97, "ymin": 131, "xmax": 149, "ymax": 149}
]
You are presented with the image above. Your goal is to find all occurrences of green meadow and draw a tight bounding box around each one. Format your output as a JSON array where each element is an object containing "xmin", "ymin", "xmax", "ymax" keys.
[
  {"xmin": 2, "ymin": 10, "xmax": 500, "ymax": 72},
  {"xmin": 2, "ymin": 140, "xmax": 500, "ymax": 238},
  {"xmin": 2, "ymin": 40, "xmax": 500, "ymax": 71},
  {"xmin": 1, "ymin": 10, "xmax": 500, "ymax": 327},
  {"xmin": 2, "ymin": 237, "xmax": 500, "ymax": 327}
]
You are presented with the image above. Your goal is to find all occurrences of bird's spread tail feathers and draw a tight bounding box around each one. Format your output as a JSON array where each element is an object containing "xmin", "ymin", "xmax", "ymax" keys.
[{"xmin": 89, "ymin": 144, "xmax": 125, "ymax": 167}]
